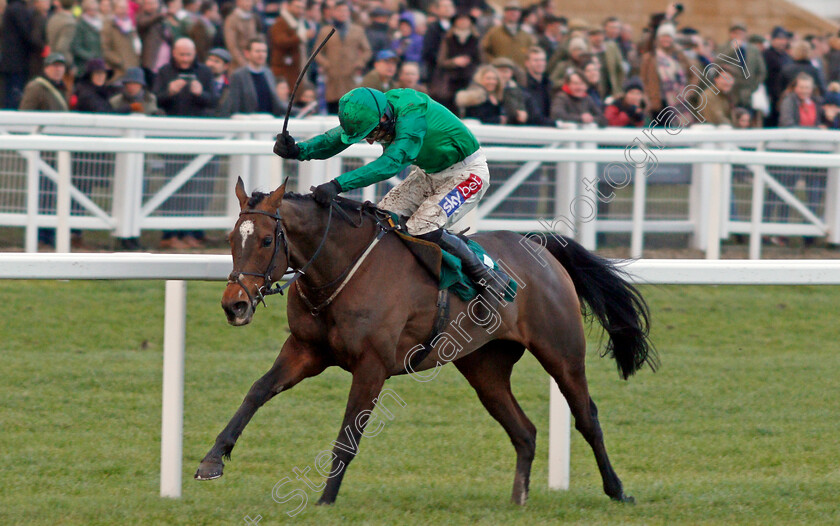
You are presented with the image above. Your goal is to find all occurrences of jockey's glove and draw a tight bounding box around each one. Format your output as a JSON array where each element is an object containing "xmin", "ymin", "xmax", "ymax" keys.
[
  {"xmin": 312, "ymin": 179, "xmax": 342, "ymax": 206},
  {"xmin": 273, "ymin": 131, "xmax": 300, "ymax": 159}
]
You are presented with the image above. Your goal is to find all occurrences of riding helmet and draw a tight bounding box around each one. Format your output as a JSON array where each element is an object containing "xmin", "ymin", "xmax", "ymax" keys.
[{"xmin": 338, "ymin": 87, "xmax": 387, "ymax": 144}]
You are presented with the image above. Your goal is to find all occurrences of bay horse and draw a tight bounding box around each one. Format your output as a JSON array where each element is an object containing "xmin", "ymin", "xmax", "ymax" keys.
[{"xmin": 195, "ymin": 177, "xmax": 657, "ymax": 506}]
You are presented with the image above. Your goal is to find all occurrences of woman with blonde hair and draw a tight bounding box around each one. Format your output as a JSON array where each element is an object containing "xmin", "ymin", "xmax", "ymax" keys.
[
  {"xmin": 454, "ymin": 64, "xmax": 506, "ymax": 124},
  {"xmin": 781, "ymin": 40, "xmax": 825, "ymax": 96}
]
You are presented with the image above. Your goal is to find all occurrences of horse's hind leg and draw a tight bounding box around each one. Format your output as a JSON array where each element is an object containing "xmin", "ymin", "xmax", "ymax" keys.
[
  {"xmin": 454, "ymin": 340, "xmax": 536, "ymax": 505},
  {"xmin": 195, "ymin": 335, "xmax": 327, "ymax": 480},
  {"xmin": 530, "ymin": 337, "xmax": 633, "ymax": 502}
]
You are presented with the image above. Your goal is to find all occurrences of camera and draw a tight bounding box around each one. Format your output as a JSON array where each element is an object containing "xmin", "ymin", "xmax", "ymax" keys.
[{"xmin": 178, "ymin": 73, "xmax": 197, "ymax": 82}]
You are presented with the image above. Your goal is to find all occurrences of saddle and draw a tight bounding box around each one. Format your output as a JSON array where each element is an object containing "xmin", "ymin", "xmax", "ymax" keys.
[{"xmin": 331, "ymin": 196, "xmax": 515, "ymax": 302}]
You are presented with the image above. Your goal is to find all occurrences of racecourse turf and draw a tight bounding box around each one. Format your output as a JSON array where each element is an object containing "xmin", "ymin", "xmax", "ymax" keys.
[{"xmin": 1, "ymin": 280, "xmax": 839, "ymax": 525}]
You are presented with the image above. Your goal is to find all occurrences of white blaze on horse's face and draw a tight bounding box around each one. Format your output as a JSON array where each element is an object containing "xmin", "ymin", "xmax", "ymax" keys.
[{"xmin": 239, "ymin": 220, "xmax": 254, "ymax": 249}]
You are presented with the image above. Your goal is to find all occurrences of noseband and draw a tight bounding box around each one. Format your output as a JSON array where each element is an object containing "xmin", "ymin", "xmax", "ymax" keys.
[{"xmin": 228, "ymin": 204, "xmax": 334, "ymax": 309}]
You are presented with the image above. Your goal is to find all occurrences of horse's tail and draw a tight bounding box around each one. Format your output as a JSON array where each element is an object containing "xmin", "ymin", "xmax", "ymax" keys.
[{"xmin": 536, "ymin": 234, "xmax": 659, "ymax": 379}]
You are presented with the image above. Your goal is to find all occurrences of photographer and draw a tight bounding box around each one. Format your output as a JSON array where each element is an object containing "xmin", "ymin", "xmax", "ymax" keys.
[
  {"xmin": 152, "ymin": 37, "xmax": 218, "ymax": 116},
  {"xmin": 151, "ymin": 37, "xmax": 219, "ymax": 250},
  {"xmin": 642, "ymin": 2, "xmax": 683, "ymax": 54}
]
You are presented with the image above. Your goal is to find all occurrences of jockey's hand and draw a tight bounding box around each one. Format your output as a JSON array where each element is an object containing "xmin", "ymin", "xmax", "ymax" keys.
[
  {"xmin": 273, "ymin": 131, "xmax": 300, "ymax": 159},
  {"xmin": 311, "ymin": 180, "xmax": 342, "ymax": 206}
]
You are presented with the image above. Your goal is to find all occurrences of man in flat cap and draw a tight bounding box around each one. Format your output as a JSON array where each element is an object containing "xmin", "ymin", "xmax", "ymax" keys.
[
  {"xmin": 763, "ymin": 26, "xmax": 792, "ymax": 127},
  {"xmin": 480, "ymin": 0, "xmax": 535, "ymax": 69},
  {"xmin": 715, "ymin": 23, "xmax": 766, "ymax": 112},
  {"xmin": 366, "ymin": 6, "xmax": 393, "ymax": 62},
  {"xmin": 19, "ymin": 53, "xmax": 70, "ymax": 111}
]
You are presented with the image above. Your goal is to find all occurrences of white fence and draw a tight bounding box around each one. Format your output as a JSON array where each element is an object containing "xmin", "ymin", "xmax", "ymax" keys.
[
  {"xmin": 3, "ymin": 253, "xmax": 840, "ymax": 498},
  {"xmin": 1, "ymin": 112, "xmax": 840, "ymax": 259}
]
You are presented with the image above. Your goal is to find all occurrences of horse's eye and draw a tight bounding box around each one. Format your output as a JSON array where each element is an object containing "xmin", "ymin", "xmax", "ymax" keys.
[{"xmin": 262, "ymin": 236, "xmax": 273, "ymax": 247}]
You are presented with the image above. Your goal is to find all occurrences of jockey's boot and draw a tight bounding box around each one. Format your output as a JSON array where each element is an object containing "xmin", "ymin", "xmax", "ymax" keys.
[{"xmin": 421, "ymin": 229, "xmax": 511, "ymax": 299}]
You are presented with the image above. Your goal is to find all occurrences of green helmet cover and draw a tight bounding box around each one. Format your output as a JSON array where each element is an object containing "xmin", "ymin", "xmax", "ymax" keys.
[{"xmin": 338, "ymin": 88, "xmax": 387, "ymax": 144}]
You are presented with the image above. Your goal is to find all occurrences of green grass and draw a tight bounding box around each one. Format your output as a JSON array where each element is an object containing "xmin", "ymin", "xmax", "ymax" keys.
[{"xmin": 1, "ymin": 281, "xmax": 839, "ymax": 525}]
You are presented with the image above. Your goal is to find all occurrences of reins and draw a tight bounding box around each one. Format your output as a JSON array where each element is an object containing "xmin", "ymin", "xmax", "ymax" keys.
[{"xmin": 229, "ymin": 198, "xmax": 395, "ymax": 315}]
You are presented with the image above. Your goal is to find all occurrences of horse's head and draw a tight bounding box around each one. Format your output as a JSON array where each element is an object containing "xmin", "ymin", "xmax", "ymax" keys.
[{"xmin": 222, "ymin": 176, "xmax": 289, "ymax": 326}]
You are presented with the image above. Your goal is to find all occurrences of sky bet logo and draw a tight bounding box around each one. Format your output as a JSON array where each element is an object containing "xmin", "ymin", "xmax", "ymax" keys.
[{"xmin": 439, "ymin": 173, "xmax": 483, "ymax": 217}]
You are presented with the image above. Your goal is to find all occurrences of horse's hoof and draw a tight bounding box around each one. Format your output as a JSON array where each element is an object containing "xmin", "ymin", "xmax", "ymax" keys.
[
  {"xmin": 617, "ymin": 494, "xmax": 635, "ymax": 504},
  {"xmin": 315, "ymin": 497, "xmax": 335, "ymax": 506},
  {"xmin": 194, "ymin": 459, "xmax": 224, "ymax": 481}
]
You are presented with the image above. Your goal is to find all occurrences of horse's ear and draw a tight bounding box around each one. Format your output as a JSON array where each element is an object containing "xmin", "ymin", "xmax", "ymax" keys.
[
  {"xmin": 267, "ymin": 176, "xmax": 289, "ymax": 209},
  {"xmin": 235, "ymin": 176, "xmax": 248, "ymax": 209}
]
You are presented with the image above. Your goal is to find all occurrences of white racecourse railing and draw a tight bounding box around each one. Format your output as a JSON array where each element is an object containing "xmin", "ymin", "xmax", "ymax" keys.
[
  {"xmin": 3, "ymin": 253, "xmax": 840, "ymax": 497},
  {"xmin": 1, "ymin": 112, "xmax": 840, "ymax": 259}
]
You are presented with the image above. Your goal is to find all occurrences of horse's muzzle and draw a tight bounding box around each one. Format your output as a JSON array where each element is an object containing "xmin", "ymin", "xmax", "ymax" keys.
[
  {"xmin": 222, "ymin": 283, "xmax": 256, "ymax": 326},
  {"xmin": 223, "ymin": 300, "xmax": 253, "ymax": 326}
]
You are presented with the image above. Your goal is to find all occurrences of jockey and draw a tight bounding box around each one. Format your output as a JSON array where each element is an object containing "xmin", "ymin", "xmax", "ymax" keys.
[{"xmin": 273, "ymin": 86, "xmax": 510, "ymax": 298}]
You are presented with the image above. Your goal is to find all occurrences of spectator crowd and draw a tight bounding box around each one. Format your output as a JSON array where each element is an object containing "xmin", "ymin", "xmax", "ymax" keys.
[
  {"xmin": 2, "ymin": 0, "xmax": 840, "ymax": 250},
  {"xmin": 3, "ymin": 0, "xmax": 840, "ymax": 130},
  {"xmin": 2, "ymin": 0, "xmax": 840, "ymax": 130}
]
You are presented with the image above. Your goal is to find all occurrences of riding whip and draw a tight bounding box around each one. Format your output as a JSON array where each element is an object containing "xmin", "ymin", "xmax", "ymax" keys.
[{"xmin": 281, "ymin": 27, "xmax": 336, "ymax": 135}]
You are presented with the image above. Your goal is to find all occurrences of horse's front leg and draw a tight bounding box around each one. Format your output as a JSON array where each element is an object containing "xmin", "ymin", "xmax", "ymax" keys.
[
  {"xmin": 195, "ymin": 335, "xmax": 327, "ymax": 480},
  {"xmin": 316, "ymin": 354, "xmax": 388, "ymax": 505}
]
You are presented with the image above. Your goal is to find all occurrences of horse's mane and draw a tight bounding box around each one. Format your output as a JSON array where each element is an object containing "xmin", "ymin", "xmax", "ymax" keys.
[
  {"xmin": 247, "ymin": 191, "xmax": 313, "ymax": 208},
  {"xmin": 248, "ymin": 190, "xmax": 383, "ymax": 217}
]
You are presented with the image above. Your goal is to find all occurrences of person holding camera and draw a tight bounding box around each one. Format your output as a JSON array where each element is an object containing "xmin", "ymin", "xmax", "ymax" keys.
[
  {"xmin": 152, "ymin": 37, "xmax": 218, "ymax": 116},
  {"xmin": 151, "ymin": 37, "xmax": 219, "ymax": 250}
]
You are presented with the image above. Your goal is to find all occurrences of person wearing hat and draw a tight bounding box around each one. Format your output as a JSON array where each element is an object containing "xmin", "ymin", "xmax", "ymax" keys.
[
  {"xmin": 273, "ymin": 86, "xmax": 512, "ymax": 298},
  {"xmin": 359, "ymin": 49, "xmax": 399, "ymax": 92},
  {"xmin": 820, "ymin": 90, "xmax": 840, "ymax": 129},
  {"xmin": 73, "ymin": 57, "xmax": 118, "ymax": 112},
  {"xmin": 392, "ymin": 13, "xmax": 424, "ymax": 65},
  {"xmin": 714, "ymin": 23, "xmax": 766, "ymax": 111},
  {"xmin": 19, "ymin": 53, "xmax": 70, "ymax": 111},
  {"xmin": 206, "ymin": 47, "xmax": 231, "ymax": 110},
  {"xmin": 109, "ymin": 66, "xmax": 161, "ymax": 114},
  {"xmin": 588, "ymin": 27, "xmax": 625, "ymax": 98},
  {"xmin": 639, "ymin": 23, "xmax": 696, "ymax": 117},
  {"xmin": 365, "ymin": 6, "xmax": 393, "ymax": 66},
  {"xmin": 763, "ymin": 26, "xmax": 793, "ymax": 127},
  {"xmin": 18, "ymin": 52, "xmax": 71, "ymax": 249},
  {"xmin": 491, "ymin": 56, "xmax": 528, "ymax": 124},
  {"xmin": 480, "ymin": 0, "xmax": 535, "ymax": 70},
  {"xmin": 313, "ymin": 1, "xmax": 372, "ymax": 114},
  {"xmin": 604, "ymin": 76, "xmax": 646, "ymax": 127},
  {"xmin": 548, "ymin": 36, "xmax": 589, "ymax": 87},
  {"xmin": 430, "ymin": 7, "xmax": 481, "ymax": 111},
  {"xmin": 537, "ymin": 14, "xmax": 566, "ymax": 59}
]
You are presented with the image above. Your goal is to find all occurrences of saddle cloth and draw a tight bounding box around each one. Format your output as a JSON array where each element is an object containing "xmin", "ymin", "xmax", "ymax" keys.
[{"xmin": 387, "ymin": 213, "xmax": 517, "ymax": 302}]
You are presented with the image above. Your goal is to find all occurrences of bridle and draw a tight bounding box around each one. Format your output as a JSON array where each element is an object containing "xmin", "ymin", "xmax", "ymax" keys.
[{"xmin": 227, "ymin": 204, "xmax": 334, "ymax": 309}]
